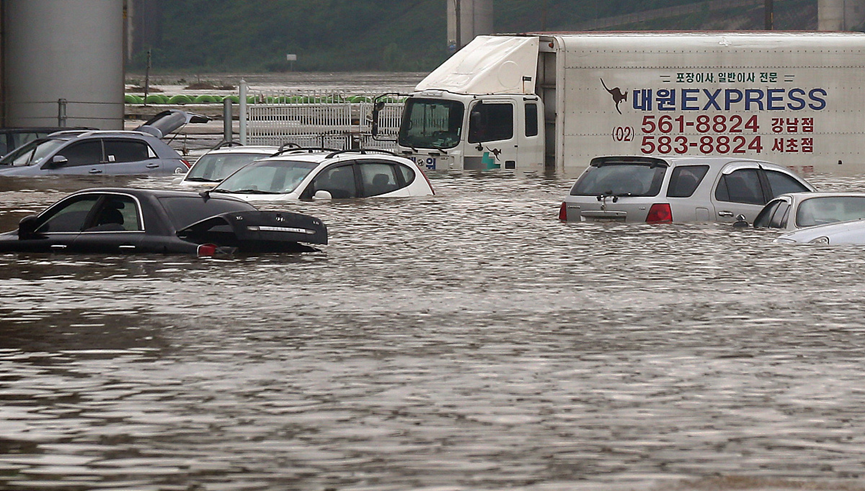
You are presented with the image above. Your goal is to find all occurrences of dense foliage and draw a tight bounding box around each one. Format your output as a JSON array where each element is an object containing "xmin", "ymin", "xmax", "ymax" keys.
[{"xmin": 132, "ymin": 0, "xmax": 816, "ymax": 73}]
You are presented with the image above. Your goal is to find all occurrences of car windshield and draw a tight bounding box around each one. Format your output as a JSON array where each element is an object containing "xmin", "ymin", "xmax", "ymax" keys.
[
  {"xmin": 185, "ymin": 153, "xmax": 267, "ymax": 182},
  {"xmin": 570, "ymin": 162, "xmax": 667, "ymax": 197},
  {"xmin": 0, "ymin": 138, "xmax": 67, "ymax": 166},
  {"xmin": 212, "ymin": 160, "xmax": 318, "ymax": 194},
  {"xmin": 398, "ymin": 98, "xmax": 464, "ymax": 150},
  {"xmin": 796, "ymin": 196, "xmax": 865, "ymax": 227}
]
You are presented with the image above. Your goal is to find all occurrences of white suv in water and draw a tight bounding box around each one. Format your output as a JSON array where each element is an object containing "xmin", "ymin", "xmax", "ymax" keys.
[{"xmin": 558, "ymin": 156, "xmax": 816, "ymax": 224}]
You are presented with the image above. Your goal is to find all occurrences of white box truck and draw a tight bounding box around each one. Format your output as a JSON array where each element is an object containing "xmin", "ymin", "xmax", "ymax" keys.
[{"xmin": 376, "ymin": 32, "xmax": 865, "ymax": 176}]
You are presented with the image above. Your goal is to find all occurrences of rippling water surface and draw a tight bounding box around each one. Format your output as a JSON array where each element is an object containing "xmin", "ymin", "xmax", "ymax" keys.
[{"xmin": 3, "ymin": 170, "xmax": 865, "ymax": 491}]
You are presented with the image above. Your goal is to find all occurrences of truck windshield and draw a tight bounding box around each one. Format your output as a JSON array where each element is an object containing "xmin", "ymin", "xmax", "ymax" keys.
[{"xmin": 398, "ymin": 98, "xmax": 464, "ymax": 150}]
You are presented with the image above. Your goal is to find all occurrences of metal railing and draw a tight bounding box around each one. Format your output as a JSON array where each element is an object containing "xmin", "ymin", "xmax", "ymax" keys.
[
  {"xmin": 3, "ymin": 99, "xmax": 124, "ymax": 126},
  {"xmin": 240, "ymin": 84, "xmax": 405, "ymax": 152}
]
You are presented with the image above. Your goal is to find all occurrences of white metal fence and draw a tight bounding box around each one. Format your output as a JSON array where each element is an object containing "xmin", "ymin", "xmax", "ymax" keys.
[{"xmin": 241, "ymin": 88, "xmax": 404, "ymax": 152}]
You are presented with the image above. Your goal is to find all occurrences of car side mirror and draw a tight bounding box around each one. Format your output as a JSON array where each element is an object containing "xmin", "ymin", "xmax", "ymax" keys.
[
  {"xmin": 733, "ymin": 213, "xmax": 749, "ymax": 228},
  {"xmin": 313, "ymin": 190, "xmax": 333, "ymax": 200},
  {"xmin": 48, "ymin": 155, "xmax": 68, "ymax": 168},
  {"xmin": 18, "ymin": 215, "xmax": 40, "ymax": 239}
]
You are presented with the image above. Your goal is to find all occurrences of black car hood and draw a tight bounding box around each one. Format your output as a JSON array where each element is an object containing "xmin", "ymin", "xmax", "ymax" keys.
[
  {"xmin": 135, "ymin": 110, "xmax": 210, "ymax": 139},
  {"xmin": 177, "ymin": 210, "xmax": 327, "ymax": 252}
]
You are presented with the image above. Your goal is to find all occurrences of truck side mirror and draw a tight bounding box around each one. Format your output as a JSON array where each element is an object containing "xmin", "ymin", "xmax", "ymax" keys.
[{"xmin": 371, "ymin": 101, "xmax": 385, "ymax": 137}]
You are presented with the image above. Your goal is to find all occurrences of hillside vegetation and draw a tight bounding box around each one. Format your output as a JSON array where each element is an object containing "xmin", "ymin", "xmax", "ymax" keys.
[{"xmin": 136, "ymin": 0, "xmax": 819, "ymax": 73}]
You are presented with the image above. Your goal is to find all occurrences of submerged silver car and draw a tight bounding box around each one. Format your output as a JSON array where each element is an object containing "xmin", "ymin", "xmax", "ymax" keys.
[
  {"xmin": 558, "ymin": 156, "xmax": 816, "ymax": 224},
  {"xmin": 0, "ymin": 110, "xmax": 208, "ymax": 177}
]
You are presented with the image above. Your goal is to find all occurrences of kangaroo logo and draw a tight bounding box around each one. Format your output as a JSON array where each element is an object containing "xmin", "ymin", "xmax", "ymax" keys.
[{"xmin": 601, "ymin": 78, "xmax": 627, "ymax": 115}]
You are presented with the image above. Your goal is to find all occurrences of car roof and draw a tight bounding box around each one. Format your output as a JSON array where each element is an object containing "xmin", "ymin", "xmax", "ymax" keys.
[
  {"xmin": 261, "ymin": 148, "xmax": 411, "ymax": 164},
  {"xmin": 67, "ymin": 187, "xmax": 252, "ymax": 204},
  {"xmin": 203, "ymin": 145, "xmax": 280, "ymax": 156},
  {"xmin": 777, "ymin": 191, "xmax": 865, "ymax": 202},
  {"xmin": 46, "ymin": 129, "xmax": 162, "ymax": 140},
  {"xmin": 589, "ymin": 155, "xmax": 806, "ymax": 177},
  {"xmin": 592, "ymin": 155, "xmax": 779, "ymax": 167}
]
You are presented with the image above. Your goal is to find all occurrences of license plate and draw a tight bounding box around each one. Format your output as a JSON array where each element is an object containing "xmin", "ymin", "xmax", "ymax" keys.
[{"xmin": 585, "ymin": 216, "xmax": 626, "ymax": 223}]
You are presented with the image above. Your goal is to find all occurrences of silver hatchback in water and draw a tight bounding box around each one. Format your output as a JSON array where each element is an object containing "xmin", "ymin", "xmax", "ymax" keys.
[{"xmin": 558, "ymin": 156, "xmax": 816, "ymax": 224}]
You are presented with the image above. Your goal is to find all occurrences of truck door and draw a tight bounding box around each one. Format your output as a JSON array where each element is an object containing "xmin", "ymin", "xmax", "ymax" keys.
[
  {"xmin": 517, "ymin": 99, "xmax": 545, "ymax": 173},
  {"xmin": 465, "ymin": 100, "xmax": 517, "ymax": 170}
]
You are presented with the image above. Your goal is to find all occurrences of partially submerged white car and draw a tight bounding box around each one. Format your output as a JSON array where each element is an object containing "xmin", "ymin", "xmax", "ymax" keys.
[
  {"xmin": 752, "ymin": 192, "xmax": 865, "ymax": 231},
  {"xmin": 180, "ymin": 142, "xmax": 280, "ymax": 188},
  {"xmin": 775, "ymin": 219, "xmax": 865, "ymax": 245},
  {"xmin": 558, "ymin": 156, "xmax": 815, "ymax": 224},
  {"xmin": 208, "ymin": 149, "xmax": 435, "ymax": 201}
]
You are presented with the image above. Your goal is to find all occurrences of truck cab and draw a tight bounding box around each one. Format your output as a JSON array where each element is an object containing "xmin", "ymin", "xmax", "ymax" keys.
[{"xmin": 397, "ymin": 90, "xmax": 544, "ymax": 173}]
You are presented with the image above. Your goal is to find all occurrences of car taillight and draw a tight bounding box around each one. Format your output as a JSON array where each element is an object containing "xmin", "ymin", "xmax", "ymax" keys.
[
  {"xmin": 558, "ymin": 202, "xmax": 568, "ymax": 221},
  {"xmin": 197, "ymin": 243, "xmax": 217, "ymax": 257},
  {"xmin": 181, "ymin": 159, "xmax": 192, "ymax": 168},
  {"xmin": 646, "ymin": 203, "xmax": 673, "ymax": 223}
]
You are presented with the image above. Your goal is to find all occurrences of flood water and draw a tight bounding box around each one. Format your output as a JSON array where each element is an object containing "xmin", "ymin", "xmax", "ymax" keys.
[
  {"xmin": 2, "ymin": 170, "xmax": 865, "ymax": 491},
  {"xmin": 4, "ymin": 71, "xmax": 865, "ymax": 490}
]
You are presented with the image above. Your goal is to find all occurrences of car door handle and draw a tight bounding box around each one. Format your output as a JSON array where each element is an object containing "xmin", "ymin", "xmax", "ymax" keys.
[
  {"xmin": 118, "ymin": 245, "xmax": 136, "ymax": 250},
  {"xmin": 50, "ymin": 244, "xmax": 67, "ymax": 249},
  {"xmin": 718, "ymin": 211, "xmax": 734, "ymax": 217},
  {"xmin": 89, "ymin": 168, "xmax": 102, "ymax": 174},
  {"xmin": 145, "ymin": 163, "xmax": 159, "ymax": 168}
]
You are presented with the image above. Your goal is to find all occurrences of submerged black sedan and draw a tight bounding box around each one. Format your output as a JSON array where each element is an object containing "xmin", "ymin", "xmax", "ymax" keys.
[{"xmin": 0, "ymin": 188, "xmax": 327, "ymax": 254}]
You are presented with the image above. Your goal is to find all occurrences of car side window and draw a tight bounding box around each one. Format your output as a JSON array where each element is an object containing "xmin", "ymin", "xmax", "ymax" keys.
[
  {"xmin": 359, "ymin": 162, "xmax": 401, "ymax": 197},
  {"xmin": 35, "ymin": 195, "xmax": 101, "ymax": 233},
  {"xmin": 715, "ymin": 168, "xmax": 764, "ymax": 204},
  {"xmin": 769, "ymin": 201, "xmax": 791, "ymax": 228},
  {"xmin": 753, "ymin": 200, "xmax": 780, "ymax": 228},
  {"xmin": 765, "ymin": 170, "xmax": 810, "ymax": 197},
  {"xmin": 103, "ymin": 139, "xmax": 151, "ymax": 164},
  {"xmin": 58, "ymin": 140, "xmax": 103, "ymax": 167},
  {"xmin": 312, "ymin": 164, "xmax": 357, "ymax": 199},
  {"xmin": 667, "ymin": 165, "xmax": 709, "ymax": 198},
  {"xmin": 86, "ymin": 195, "xmax": 142, "ymax": 232},
  {"xmin": 397, "ymin": 164, "xmax": 416, "ymax": 186}
]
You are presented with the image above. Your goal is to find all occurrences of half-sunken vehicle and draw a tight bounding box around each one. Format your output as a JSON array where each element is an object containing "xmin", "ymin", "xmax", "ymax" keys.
[{"xmin": 0, "ymin": 188, "xmax": 327, "ymax": 255}]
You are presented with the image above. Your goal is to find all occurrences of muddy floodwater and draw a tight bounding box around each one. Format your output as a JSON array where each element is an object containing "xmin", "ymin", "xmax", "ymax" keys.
[{"xmin": 2, "ymin": 170, "xmax": 865, "ymax": 491}]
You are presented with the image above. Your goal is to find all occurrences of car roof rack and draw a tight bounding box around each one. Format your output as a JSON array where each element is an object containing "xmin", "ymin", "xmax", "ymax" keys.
[
  {"xmin": 211, "ymin": 140, "xmax": 244, "ymax": 150},
  {"xmin": 326, "ymin": 148, "xmax": 399, "ymax": 159},
  {"xmin": 269, "ymin": 146, "xmax": 340, "ymax": 157},
  {"xmin": 62, "ymin": 130, "xmax": 154, "ymax": 139},
  {"xmin": 47, "ymin": 130, "xmax": 90, "ymax": 137}
]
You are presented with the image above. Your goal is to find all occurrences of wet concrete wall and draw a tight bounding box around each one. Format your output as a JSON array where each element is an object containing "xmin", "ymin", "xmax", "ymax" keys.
[{"xmin": 4, "ymin": 0, "xmax": 124, "ymax": 129}]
